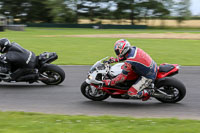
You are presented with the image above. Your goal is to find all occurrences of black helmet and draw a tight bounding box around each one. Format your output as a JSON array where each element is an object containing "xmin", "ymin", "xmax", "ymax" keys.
[{"xmin": 0, "ymin": 38, "xmax": 11, "ymax": 53}]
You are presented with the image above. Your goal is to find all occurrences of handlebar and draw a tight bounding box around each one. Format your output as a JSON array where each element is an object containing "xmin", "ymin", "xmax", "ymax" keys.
[{"xmin": 103, "ymin": 60, "xmax": 111, "ymax": 64}]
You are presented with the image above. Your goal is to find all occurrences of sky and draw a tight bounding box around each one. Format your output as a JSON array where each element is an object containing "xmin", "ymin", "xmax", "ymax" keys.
[{"xmin": 190, "ymin": 0, "xmax": 200, "ymax": 15}]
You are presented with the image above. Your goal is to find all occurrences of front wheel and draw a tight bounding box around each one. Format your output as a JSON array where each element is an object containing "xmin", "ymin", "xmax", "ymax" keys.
[
  {"xmin": 39, "ymin": 64, "xmax": 65, "ymax": 85},
  {"xmin": 81, "ymin": 81, "xmax": 110, "ymax": 101},
  {"xmin": 155, "ymin": 77, "xmax": 186, "ymax": 103}
]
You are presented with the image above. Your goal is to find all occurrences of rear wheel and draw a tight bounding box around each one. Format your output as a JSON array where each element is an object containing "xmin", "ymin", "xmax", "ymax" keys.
[
  {"xmin": 155, "ymin": 77, "xmax": 186, "ymax": 103},
  {"xmin": 81, "ymin": 81, "xmax": 110, "ymax": 101},
  {"xmin": 39, "ymin": 64, "xmax": 65, "ymax": 85}
]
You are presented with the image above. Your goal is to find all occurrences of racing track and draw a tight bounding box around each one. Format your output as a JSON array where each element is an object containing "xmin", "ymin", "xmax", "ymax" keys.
[{"xmin": 0, "ymin": 66, "xmax": 199, "ymax": 119}]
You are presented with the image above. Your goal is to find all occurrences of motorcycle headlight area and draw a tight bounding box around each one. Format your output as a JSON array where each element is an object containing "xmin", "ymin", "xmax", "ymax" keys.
[
  {"xmin": 88, "ymin": 73, "xmax": 103, "ymax": 81},
  {"xmin": 88, "ymin": 75, "xmax": 93, "ymax": 80},
  {"xmin": 97, "ymin": 64, "xmax": 105, "ymax": 70},
  {"xmin": 89, "ymin": 64, "xmax": 105, "ymax": 73}
]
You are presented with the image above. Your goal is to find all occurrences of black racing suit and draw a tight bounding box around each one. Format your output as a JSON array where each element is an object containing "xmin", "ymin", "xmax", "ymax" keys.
[{"xmin": 0, "ymin": 42, "xmax": 38, "ymax": 82}]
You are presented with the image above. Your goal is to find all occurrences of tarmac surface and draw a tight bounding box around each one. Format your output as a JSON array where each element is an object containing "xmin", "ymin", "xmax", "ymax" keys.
[{"xmin": 0, "ymin": 66, "xmax": 199, "ymax": 119}]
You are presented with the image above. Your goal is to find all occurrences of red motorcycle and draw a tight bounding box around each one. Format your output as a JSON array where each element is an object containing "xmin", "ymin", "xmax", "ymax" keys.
[{"xmin": 81, "ymin": 57, "xmax": 186, "ymax": 103}]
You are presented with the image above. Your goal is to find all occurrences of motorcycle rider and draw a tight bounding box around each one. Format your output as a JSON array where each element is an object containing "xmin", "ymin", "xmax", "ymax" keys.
[
  {"xmin": 103, "ymin": 39, "xmax": 157, "ymax": 101},
  {"xmin": 0, "ymin": 38, "xmax": 38, "ymax": 82}
]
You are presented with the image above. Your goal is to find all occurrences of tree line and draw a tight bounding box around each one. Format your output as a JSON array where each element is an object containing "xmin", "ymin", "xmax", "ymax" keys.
[{"xmin": 0, "ymin": 0, "xmax": 191, "ymax": 25}]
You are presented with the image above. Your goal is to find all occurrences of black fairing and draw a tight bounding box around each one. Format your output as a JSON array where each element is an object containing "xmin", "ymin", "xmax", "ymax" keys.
[
  {"xmin": 159, "ymin": 64, "xmax": 175, "ymax": 72},
  {"xmin": 38, "ymin": 52, "xmax": 58, "ymax": 65}
]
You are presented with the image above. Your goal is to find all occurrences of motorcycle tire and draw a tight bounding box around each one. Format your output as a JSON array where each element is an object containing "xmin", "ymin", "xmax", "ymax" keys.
[
  {"xmin": 81, "ymin": 81, "xmax": 110, "ymax": 101},
  {"xmin": 40, "ymin": 64, "xmax": 65, "ymax": 85},
  {"xmin": 155, "ymin": 77, "xmax": 186, "ymax": 103}
]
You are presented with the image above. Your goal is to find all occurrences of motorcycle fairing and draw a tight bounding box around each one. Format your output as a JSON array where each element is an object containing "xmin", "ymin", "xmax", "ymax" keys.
[
  {"xmin": 159, "ymin": 64, "xmax": 175, "ymax": 72},
  {"xmin": 38, "ymin": 52, "xmax": 58, "ymax": 65},
  {"xmin": 91, "ymin": 84, "xmax": 127, "ymax": 95},
  {"xmin": 157, "ymin": 64, "xmax": 179, "ymax": 79}
]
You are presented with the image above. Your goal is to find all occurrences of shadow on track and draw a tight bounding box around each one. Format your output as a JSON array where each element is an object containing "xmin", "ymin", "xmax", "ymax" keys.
[
  {"xmin": 81, "ymin": 100, "xmax": 186, "ymax": 109},
  {"xmin": 0, "ymin": 84, "xmax": 64, "ymax": 90}
]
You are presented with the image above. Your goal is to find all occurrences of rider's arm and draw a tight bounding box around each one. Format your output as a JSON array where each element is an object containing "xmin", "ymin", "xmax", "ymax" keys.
[
  {"xmin": 0, "ymin": 54, "xmax": 8, "ymax": 64},
  {"xmin": 109, "ymin": 56, "xmax": 125, "ymax": 63},
  {"xmin": 118, "ymin": 57, "xmax": 125, "ymax": 62},
  {"xmin": 109, "ymin": 61, "xmax": 131, "ymax": 86}
]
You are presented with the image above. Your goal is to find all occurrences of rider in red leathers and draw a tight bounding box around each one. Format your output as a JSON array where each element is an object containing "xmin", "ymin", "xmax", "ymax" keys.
[{"xmin": 103, "ymin": 39, "xmax": 157, "ymax": 101}]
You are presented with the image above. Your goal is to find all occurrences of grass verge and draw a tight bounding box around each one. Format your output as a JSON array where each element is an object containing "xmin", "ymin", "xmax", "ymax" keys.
[
  {"xmin": 1, "ymin": 28, "xmax": 200, "ymax": 65},
  {"xmin": 0, "ymin": 111, "xmax": 199, "ymax": 133}
]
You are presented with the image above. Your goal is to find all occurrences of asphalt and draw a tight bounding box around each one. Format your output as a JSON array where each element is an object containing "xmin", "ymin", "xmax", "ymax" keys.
[{"xmin": 0, "ymin": 66, "xmax": 199, "ymax": 119}]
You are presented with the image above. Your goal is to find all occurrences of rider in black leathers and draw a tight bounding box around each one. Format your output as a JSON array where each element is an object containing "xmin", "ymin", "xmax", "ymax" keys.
[{"xmin": 0, "ymin": 38, "xmax": 38, "ymax": 82}]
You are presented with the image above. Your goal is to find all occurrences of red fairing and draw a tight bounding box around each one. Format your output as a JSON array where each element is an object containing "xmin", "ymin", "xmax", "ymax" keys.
[
  {"xmin": 91, "ymin": 84, "xmax": 127, "ymax": 95},
  {"xmin": 156, "ymin": 64, "xmax": 179, "ymax": 79}
]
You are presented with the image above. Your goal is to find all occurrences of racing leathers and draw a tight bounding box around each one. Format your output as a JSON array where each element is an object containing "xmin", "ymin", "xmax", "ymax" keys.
[
  {"xmin": 104, "ymin": 47, "xmax": 157, "ymax": 100},
  {"xmin": 0, "ymin": 42, "xmax": 38, "ymax": 82}
]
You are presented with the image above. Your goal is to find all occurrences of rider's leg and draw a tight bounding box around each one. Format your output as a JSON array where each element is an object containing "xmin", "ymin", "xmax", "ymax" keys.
[
  {"xmin": 11, "ymin": 68, "xmax": 38, "ymax": 81},
  {"xmin": 128, "ymin": 76, "xmax": 152, "ymax": 98},
  {"xmin": 10, "ymin": 68, "xmax": 26, "ymax": 80},
  {"xmin": 16, "ymin": 73, "xmax": 39, "ymax": 82}
]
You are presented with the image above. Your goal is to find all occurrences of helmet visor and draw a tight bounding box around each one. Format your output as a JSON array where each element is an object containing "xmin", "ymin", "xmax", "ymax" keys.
[{"xmin": 115, "ymin": 49, "xmax": 120, "ymax": 56}]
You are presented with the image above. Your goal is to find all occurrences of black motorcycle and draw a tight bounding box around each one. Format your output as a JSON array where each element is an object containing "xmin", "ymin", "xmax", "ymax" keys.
[{"xmin": 0, "ymin": 52, "xmax": 65, "ymax": 85}]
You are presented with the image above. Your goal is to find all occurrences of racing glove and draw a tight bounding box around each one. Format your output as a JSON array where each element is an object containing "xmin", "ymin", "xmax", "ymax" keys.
[
  {"xmin": 109, "ymin": 56, "xmax": 126, "ymax": 63},
  {"xmin": 109, "ymin": 57, "xmax": 117, "ymax": 63},
  {"xmin": 103, "ymin": 73, "xmax": 127, "ymax": 86}
]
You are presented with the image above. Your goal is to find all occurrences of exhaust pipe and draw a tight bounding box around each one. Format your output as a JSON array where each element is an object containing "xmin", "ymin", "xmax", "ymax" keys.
[{"xmin": 151, "ymin": 92, "xmax": 174, "ymax": 100}]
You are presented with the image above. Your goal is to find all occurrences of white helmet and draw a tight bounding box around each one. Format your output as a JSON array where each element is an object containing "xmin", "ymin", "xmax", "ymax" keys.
[{"xmin": 114, "ymin": 39, "xmax": 131, "ymax": 57}]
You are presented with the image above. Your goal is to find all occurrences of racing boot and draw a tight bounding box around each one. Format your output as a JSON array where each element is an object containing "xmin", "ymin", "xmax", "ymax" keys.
[
  {"xmin": 128, "ymin": 87, "xmax": 150, "ymax": 101},
  {"xmin": 127, "ymin": 87, "xmax": 139, "ymax": 97},
  {"xmin": 128, "ymin": 76, "xmax": 153, "ymax": 99},
  {"xmin": 16, "ymin": 73, "xmax": 39, "ymax": 83},
  {"xmin": 128, "ymin": 86, "xmax": 144, "ymax": 98},
  {"xmin": 28, "ymin": 73, "xmax": 39, "ymax": 83},
  {"xmin": 141, "ymin": 90, "xmax": 150, "ymax": 101}
]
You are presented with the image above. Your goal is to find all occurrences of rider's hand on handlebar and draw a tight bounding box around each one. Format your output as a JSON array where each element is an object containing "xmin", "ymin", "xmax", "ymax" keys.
[
  {"xmin": 103, "ymin": 60, "xmax": 111, "ymax": 64},
  {"xmin": 109, "ymin": 57, "xmax": 116, "ymax": 63}
]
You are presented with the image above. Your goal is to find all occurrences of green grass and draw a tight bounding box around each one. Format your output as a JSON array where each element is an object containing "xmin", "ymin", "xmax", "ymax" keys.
[
  {"xmin": 1, "ymin": 28, "xmax": 200, "ymax": 65},
  {"xmin": 6, "ymin": 27, "xmax": 200, "ymax": 34},
  {"xmin": 0, "ymin": 111, "xmax": 199, "ymax": 133}
]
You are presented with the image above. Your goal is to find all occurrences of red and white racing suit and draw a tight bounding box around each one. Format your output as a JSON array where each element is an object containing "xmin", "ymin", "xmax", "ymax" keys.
[{"xmin": 104, "ymin": 47, "xmax": 157, "ymax": 99}]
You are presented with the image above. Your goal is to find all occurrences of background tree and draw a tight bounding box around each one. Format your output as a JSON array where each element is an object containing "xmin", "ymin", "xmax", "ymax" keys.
[
  {"xmin": 114, "ymin": 0, "xmax": 138, "ymax": 25},
  {"xmin": 0, "ymin": 0, "xmax": 193, "ymax": 25},
  {"xmin": 77, "ymin": 0, "xmax": 105, "ymax": 22},
  {"xmin": 64, "ymin": 0, "xmax": 82, "ymax": 24},
  {"xmin": 25, "ymin": 0, "xmax": 53, "ymax": 23},
  {"xmin": 136, "ymin": 0, "xmax": 170, "ymax": 25},
  {"xmin": 175, "ymin": 0, "xmax": 191, "ymax": 26},
  {"xmin": 48, "ymin": 0, "xmax": 76, "ymax": 23},
  {"xmin": 0, "ymin": 0, "xmax": 53, "ymax": 23}
]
